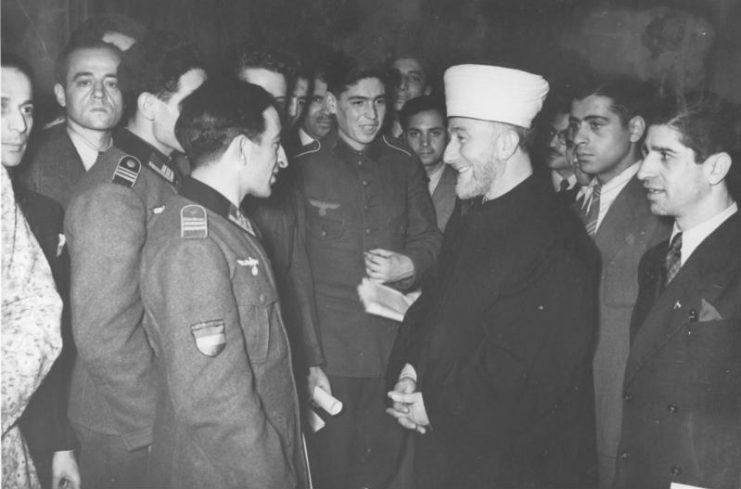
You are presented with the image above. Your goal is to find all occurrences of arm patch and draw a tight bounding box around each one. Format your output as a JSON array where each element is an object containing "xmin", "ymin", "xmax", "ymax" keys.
[
  {"xmin": 180, "ymin": 204, "xmax": 208, "ymax": 239},
  {"xmin": 111, "ymin": 156, "xmax": 142, "ymax": 188}
]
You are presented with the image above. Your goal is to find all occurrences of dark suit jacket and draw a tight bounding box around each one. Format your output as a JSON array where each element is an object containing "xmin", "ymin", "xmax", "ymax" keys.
[
  {"xmin": 20, "ymin": 124, "xmax": 85, "ymax": 209},
  {"xmin": 589, "ymin": 175, "xmax": 671, "ymax": 481},
  {"xmin": 15, "ymin": 184, "xmax": 77, "ymax": 487},
  {"xmin": 614, "ymin": 211, "xmax": 741, "ymax": 489},
  {"xmin": 430, "ymin": 165, "xmax": 457, "ymax": 232},
  {"xmin": 389, "ymin": 176, "xmax": 598, "ymax": 489}
]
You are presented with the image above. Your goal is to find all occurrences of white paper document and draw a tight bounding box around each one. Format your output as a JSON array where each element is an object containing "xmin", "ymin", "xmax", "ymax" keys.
[{"xmin": 357, "ymin": 278, "xmax": 421, "ymax": 322}]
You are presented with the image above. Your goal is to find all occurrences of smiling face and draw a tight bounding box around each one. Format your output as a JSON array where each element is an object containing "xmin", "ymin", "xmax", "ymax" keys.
[
  {"xmin": 151, "ymin": 68, "xmax": 207, "ymax": 155},
  {"xmin": 302, "ymin": 78, "xmax": 332, "ymax": 139},
  {"xmin": 330, "ymin": 77, "xmax": 386, "ymax": 151},
  {"xmin": 638, "ymin": 124, "xmax": 712, "ymax": 224},
  {"xmin": 405, "ymin": 109, "xmax": 446, "ymax": 172},
  {"xmin": 1, "ymin": 67, "xmax": 34, "ymax": 167},
  {"xmin": 570, "ymin": 94, "xmax": 641, "ymax": 183},
  {"xmin": 244, "ymin": 106, "xmax": 285, "ymax": 198},
  {"xmin": 55, "ymin": 46, "xmax": 123, "ymax": 133},
  {"xmin": 444, "ymin": 116, "xmax": 501, "ymax": 199},
  {"xmin": 392, "ymin": 58, "xmax": 429, "ymax": 112}
]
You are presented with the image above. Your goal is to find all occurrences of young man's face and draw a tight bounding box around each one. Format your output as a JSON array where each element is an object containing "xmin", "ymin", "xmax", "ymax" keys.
[
  {"xmin": 405, "ymin": 109, "xmax": 446, "ymax": 171},
  {"xmin": 244, "ymin": 106, "xmax": 286, "ymax": 198},
  {"xmin": 302, "ymin": 78, "xmax": 331, "ymax": 140},
  {"xmin": 544, "ymin": 112, "xmax": 571, "ymax": 171},
  {"xmin": 55, "ymin": 47, "xmax": 123, "ymax": 133},
  {"xmin": 392, "ymin": 58, "xmax": 429, "ymax": 112},
  {"xmin": 638, "ymin": 124, "xmax": 711, "ymax": 223},
  {"xmin": 331, "ymin": 77, "xmax": 386, "ymax": 151},
  {"xmin": 151, "ymin": 68, "xmax": 207, "ymax": 155},
  {"xmin": 444, "ymin": 117, "xmax": 501, "ymax": 200},
  {"xmin": 288, "ymin": 76, "xmax": 309, "ymax": 127},
  {"xmin": 238, "ymin": 67, "xmax": 287, "ymax": 113},
  {"xmin": 570, "ymin": 94, "xmax": 640, "ymax": 183},
  {"xmin": 1, "ymin": 67, "xmax": 34, "ymax": 167}
]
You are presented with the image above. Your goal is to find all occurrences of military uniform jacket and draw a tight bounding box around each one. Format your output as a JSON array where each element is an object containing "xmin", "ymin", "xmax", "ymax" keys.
[
  {"xmin": 295, "ymin": 131, "xmax": 442, "ymax": 377},
  {"xmin": 141, "ymin": 178, "xmax": 307, "ymax": 489},
  {"xmin": 64, "ymin": 129, "xmax": 180, "ymax": 449},
  {"xmin": 614, "ymin": 211, "xmax": 741, "ymax": 489},
  {"xmin": 19, "ymin": 123, "xmax": 86, "ymax": 209},
  {"xmin": 389, "ymin": 176, "xmax": 598, "ymax": 489}
]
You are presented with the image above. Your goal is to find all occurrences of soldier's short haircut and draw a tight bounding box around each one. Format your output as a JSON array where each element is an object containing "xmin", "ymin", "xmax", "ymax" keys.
[
  {"xmin": 324, "ymin": 52, "xmax": 389, "ymax": 97},
  {"xmin": 652, "ymin": 92, "xmax": 739, "ymax": 163},
  {"xmin": 54, "ymin": 39, "xmax": 121, "ymax": 86},
  {"xmin": 398, "ymin": 95, "xmax": 446, "ymax": 132},
  {"xmin": 231, "ymin": 46, "xmax": 295, "ymax": 86},
  {"xmin": 175, "ymin": 77, "xmax": 275, "ymax": 169},
  {"xmin": 118, "ymin": 32, "xmax": 204, "ymax": 122},
  {"xmin": 572, "ymin": 74, "xmax": 655, "ymax": 127},
  {"xmin": 2, "ymin": 52, "xmax": 35, "ymax": 87}
]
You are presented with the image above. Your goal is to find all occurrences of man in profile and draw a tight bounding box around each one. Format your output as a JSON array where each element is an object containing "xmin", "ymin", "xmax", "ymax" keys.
[
  {"xmin": 140, "ymin": 78, "xmax": 307, "ymax": 489},
  {"xmin": 387, "ymin": 64, "xmax": 597, "ymax": 489}
]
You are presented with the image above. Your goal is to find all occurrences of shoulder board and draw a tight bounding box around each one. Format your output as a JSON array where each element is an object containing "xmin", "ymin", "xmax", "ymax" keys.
[
  {"xmin": 295, "ymin": 139, "xmax": 321, "ymax": 159},
  {"xmin": 180, "ymin": 204, "xmax": 208, "ymax": 239},
  {"xmin": 382, "ymin": 136, "xmax": 412, "ymax": 157},
  {"xmin": 111, "ymin": 155, "xmax": 142, "ymax": 188}
]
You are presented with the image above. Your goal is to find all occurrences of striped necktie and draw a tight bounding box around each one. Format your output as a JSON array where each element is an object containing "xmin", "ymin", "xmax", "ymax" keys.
[
  {"xmin": 583, "ymin": 182, "xmax": 602, "ymax": 236},
  {"xmin": 663, "ymin": 232, "xmax": 683, "ymax": 286}
]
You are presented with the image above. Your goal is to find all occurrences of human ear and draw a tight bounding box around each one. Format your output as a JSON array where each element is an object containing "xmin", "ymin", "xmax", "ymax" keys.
[
  {"xmin": 54, "ymin": 84, "xmax": 66, "ymax": 108},
  {"xmin": 138, "ymin": 93, "xmax": 157, "ymax": 121},
  {"xmin": 326, "ymin": 92, "xmax": 338, "ymax": 115},
  {"xmin": 703, "ymin": 152, "xmax": 731, "ymax": 185},
  {"xmin": 628, "ymin": 115, "xmax": 646, "ymax": 143}
]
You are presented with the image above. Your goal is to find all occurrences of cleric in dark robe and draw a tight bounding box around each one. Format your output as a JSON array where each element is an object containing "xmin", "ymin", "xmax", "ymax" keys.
[{"xmin": 386, "ymin": 64, "xmax": 598, "ymax": 489}]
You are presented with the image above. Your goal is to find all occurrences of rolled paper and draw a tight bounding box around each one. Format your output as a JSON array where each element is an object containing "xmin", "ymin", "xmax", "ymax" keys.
[{"xmin": 313, "ymin": 386, "xmax": 343, "ymax": 415}]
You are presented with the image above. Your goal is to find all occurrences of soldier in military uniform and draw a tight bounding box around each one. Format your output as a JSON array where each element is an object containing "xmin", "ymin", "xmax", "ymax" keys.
[
  {"xmin": 140, "ymin": 78, "xmax": 307, "ymax": 488},
  {"xmin": 296, "ymin": 54, "xmax": 442, "ymax": 489},
  {"xmin": 63, "ymin": 33, "xmax": 206, "ymax": 487}
]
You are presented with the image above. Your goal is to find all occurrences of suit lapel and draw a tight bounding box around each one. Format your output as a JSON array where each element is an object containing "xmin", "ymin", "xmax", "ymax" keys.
[
  {"xmin": 624, "ymin": 212, "xmax": 741, "ymax": 385},
  {"xmin": 594, "ymin": 176, "xmax": 647, "ymax": 263}
]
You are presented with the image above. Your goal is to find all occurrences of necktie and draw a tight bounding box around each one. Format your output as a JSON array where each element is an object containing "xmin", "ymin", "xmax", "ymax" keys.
[
  {"xmin": 583, "ymin": 183, "xmax": 602, "ymax": 236},
  {"xmin": 559, "ymin": 179, "xmax": 569, "ymax": 193},
  {"xmin": 663, "ymin": 232, "xmax": 683, "ymax": 286}
]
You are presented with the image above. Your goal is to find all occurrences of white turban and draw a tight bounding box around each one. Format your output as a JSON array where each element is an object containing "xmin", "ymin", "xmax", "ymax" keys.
[{"xmin": 444, "ymin": 64, "xmax": 549, "ymax": 128}]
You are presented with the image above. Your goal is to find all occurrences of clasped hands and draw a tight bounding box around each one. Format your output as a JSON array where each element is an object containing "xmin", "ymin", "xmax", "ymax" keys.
[{"xmin": 386, "ymin": 364, "xmax": 430, "ymax": 434}]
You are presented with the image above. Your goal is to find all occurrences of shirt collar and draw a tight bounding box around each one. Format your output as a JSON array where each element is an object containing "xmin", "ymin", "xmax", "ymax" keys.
[
  {"xmin": 298, "ymin": 128, "xmax": 316, "ymax": 147},
  {"xmin": 114, "ymin": 129, "xmax": 181, "ymax": 186},
  {"xmin": 600, "ymin": 161, "xmax": 639, "ymax": 193},
  {"xmin": 327, "ymin": 129, "xmax": 384, "ymax": 161},
  {"xmin": 671, "ymin": 201, "xmax": 738, "ymax": 265},
  {"xmin": 180, "ymin": 177, "xmax": 255, "ymax": 235},
  {"xmin": 550, "ymin": 171, "xmax": 577, "ymax": 192}
]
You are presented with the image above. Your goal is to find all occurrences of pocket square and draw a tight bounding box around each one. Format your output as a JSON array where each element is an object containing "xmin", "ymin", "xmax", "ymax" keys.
[{"xmin": 698, "ymin": 298, "xmax": 723, "ymax": 322}]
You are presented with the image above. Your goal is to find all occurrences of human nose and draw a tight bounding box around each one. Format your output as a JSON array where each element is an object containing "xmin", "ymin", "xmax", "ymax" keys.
[
  {"xmin": 571, "ymin": 122, "xmax": 588, "ymax": 146},
  {"xmin": 443, "ymin": 139, "xmax": 457, "ymax": 164},
  {"xmin": 421, "ymin": 132, "xmax": 431, "ymax": 147},
  {"xmin": 637, "ymin": 153, "xmax": 655, "ymax": 181},
  {"xmin": 7, "ymin": 108, "xmax": 29, "ymax": 134},
  {"xmin": 277, "ymin": 144, "xmax": 288, "ymax": 169}
]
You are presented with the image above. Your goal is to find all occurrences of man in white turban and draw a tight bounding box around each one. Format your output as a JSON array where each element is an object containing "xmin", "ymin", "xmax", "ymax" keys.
[{"xmin": 387, "ymin": 65, "xmax": 598, "ymax": 488}]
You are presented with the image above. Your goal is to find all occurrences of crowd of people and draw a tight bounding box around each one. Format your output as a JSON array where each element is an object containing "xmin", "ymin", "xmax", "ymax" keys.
[{"xmin": 2, "ymin": 12, "xmax": 740, "ymax": 489}]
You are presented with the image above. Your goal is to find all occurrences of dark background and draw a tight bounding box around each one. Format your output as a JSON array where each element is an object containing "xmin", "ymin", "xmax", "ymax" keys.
[{"xmin": 3, "ymin": 0, "xmax": 741, "ymax": 122}]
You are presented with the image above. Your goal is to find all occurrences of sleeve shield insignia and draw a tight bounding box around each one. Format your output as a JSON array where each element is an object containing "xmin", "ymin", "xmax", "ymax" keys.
[
  {"xmin": 180, "ymin": 204, "xmax": 208, "ymax": 239},
  {"xmin": 191, "ymin": 320, "xmax": 226, "ymax": 357},
  {"xmin": 112, "ymin": 156, "xmax": 142, "ymax": 187}
]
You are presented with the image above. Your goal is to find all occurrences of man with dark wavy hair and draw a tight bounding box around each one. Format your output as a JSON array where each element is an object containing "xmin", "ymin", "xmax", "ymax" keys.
[{"xmin": 64, "ymin": 32, "xmax": 206, "ymax": 488}]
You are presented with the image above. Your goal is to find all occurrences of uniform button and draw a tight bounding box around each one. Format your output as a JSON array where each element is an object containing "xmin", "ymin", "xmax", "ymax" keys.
[
  {"xmin": 362, "ymin": 180, "xmax": 369, "ymax": 187},
  {"xmin": 363, "ymin": 205, "xmax": 370, "ymax": 211},
  {"xmin": 688, "ymin": 309, "xmax": 698, "ymax": 322},
  {"xmin": 623, "ymin": 392, "xmax": 632, "ymax": 401},
  {"xmin": 357, "ymin": 160, "xmax": 363, "ymax": 166},
  {"xmin": 259, "ymin": 293, "xmax": 266, "ymax": 303},
  {"xmin": 321, "ymin": 230, "xmax": 327, "ymax": 237},
  {"xmin": 667, "ymin": 404, "xmax": 678, "ymax": 414},
  {"xmin": 365, "ymin": 228, "xmax": 372, "ymax": 234},
  {"xmin": 670, "ymin": 465, "xmax": 682, "ymax": 476},
  {"xmin": 619, "ymin": 451, "xmax": 630, "ymax": 460}
]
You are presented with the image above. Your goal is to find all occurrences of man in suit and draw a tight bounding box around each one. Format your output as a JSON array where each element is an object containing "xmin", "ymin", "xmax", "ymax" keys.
[
  {"xmin": 388, "ymin": 56, "xmax": 433, "ymax": 138},
  {"xmin": 64, "ymin": 33, "xmax": 206, "ymax": 487},
  {"xmin": 140, "ymin": 78, "xmax": 307, "ymax": 489},
  {"xmin": 387, "ymin": 64, "xmax": 597, "ymax": 489},
  {"xmin": 20, "ymin": 38, "xmax": 123, "ymax": 208},
  {"xmin": 614, "ymin": 94, "xmax": 741, "ymax": 489},
  {"xmin": 569, "ymin": 76, "xmax": 672, "ymax": 488},
  {"xmin": 400, "ymin": 95, "xmax": 457, "ymax": 232}
]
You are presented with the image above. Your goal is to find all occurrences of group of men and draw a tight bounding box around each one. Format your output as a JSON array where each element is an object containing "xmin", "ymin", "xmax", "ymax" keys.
[{"xmin": 3, "ymin": 12, "xmax": 740, "ymax": 489}]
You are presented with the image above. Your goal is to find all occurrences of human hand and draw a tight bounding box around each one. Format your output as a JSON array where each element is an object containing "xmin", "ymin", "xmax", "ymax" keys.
[
  {"xmin": 308, "ymin": 366, "xmax": 332, "ymax": 400},
  {"xmin": 52, "ymin": 450, "xmax": 80, "ymax": 489},
  {"xmin": 364, "ymin": 249, "xmax": 414, "ymax": 283},
  {"xmin": 387, "ymin": 389, "xmax": 430, "ymax": 434}
]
